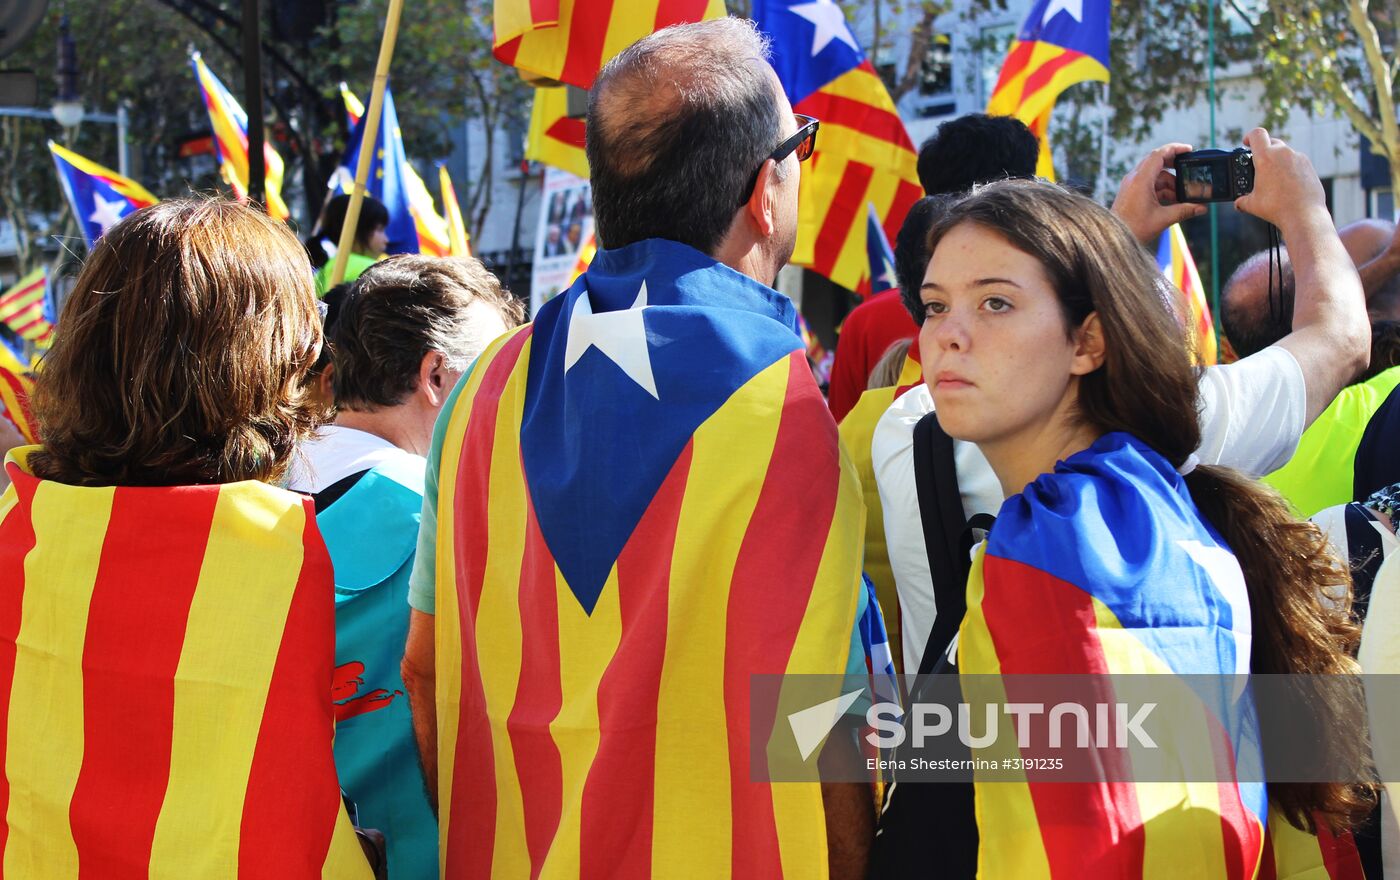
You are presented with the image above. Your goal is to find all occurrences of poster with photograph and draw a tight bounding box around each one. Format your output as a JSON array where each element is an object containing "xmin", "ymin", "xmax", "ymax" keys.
[{"xmin": 530, "ymin": 166, "xmax": 595, "ymax": 315}]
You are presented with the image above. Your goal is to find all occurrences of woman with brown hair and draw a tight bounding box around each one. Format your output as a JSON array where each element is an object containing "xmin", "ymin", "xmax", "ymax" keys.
[
  {"xmin": 912, "ymin": 130, "xmax": 1372, "ymax": 878},
  {"xmin": 0, "ymin": 199, "xmax": 374, "ymax": 878}
]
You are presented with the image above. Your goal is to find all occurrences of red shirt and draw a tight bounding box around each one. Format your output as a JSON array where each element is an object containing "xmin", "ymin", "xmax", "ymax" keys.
[{"xmin": 827, "ymin": 290, "xmax": 919, "ymax": 421}]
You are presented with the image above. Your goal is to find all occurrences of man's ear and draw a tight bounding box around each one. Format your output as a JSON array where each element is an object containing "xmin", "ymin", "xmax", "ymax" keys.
[
  {"xmin": 419, "ymin": 350, "xmax": 449, "ymax": 408},
  {"xmin": 1070, "ymin": 312, "xmax": 1107, "ymax": 375},
  {"xmin": 744, "ymin": 158, "xmax": 778, "ymax": 239}
]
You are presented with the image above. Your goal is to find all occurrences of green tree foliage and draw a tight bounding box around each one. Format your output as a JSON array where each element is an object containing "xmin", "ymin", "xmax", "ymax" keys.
[{"xmin": 0, "ymin": 0, "xmax": 530, "ymax": 276}]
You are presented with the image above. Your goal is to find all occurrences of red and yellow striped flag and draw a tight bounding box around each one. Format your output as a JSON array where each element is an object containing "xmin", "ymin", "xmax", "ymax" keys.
[
  {"xmin": 791, "ymin": 62, "xmax": 923, "ymax": 294},
  {"xmin": 0, "ymin": 269, "xmax": 52, "ymax": 346},
  {"xmin": 986, "ymin": 0, "xmax": 1111, "ymax": 180},
  {"xmin": 0, "ymin": 450, "xmax": 372, "ymax": 878},
  {"xmin": 494, "ymin": 0, "xmax": 724, "ymax": 89},
  {"xmin": 440, "ymin": 165, "xmax": 473, "ymax": 258},
  {"xmin": 1157, "ymin": 222, "xmax": 1217, "ymax": 366},
  {"xmin": 191, "ymin": 52, "xmax": 291, "ymax": 222},
  {"xmin": 0, "ymin": 369, "xmax": 37, "ymax": 445},
  {"xmin": 525, "ymin": 86, "xmax": 590, "ymax": 179}
]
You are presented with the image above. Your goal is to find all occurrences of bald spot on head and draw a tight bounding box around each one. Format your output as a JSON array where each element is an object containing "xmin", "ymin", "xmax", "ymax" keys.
[
  {"xmin": 1339, "ymin": 219, "xmax": 1394, "ymax": 266},
  {"xmin": 590, "ymin": 27, "xmax": 773, "ymax": 181},
  {"xmin": 1221, "ymin": 248, "xmax": 1294, "ymax": 357}
]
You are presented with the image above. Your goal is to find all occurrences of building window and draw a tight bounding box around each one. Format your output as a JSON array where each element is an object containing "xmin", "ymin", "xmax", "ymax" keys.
[
  {"xmin": 978, "ymin": 23, "xmax": 1019, "ymax": 106},
  {"xmin": 1374, "ymin": 188, "xmax": 1394, "ymax": 221}
]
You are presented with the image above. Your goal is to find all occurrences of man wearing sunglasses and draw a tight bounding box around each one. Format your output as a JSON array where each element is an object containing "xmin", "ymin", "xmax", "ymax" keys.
[{"xmin": 403, "ymin": 16, "xmax": 875, "ymax": 880}]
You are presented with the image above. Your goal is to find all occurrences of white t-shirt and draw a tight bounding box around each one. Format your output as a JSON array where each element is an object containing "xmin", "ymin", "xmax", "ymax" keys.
[
  {"xmin": 286, "ymin": 425, "xmax": 424, "ymax": 494},
  {"xmin": 872, "ymin": 344, "xmax": 1308, "ymax": 674}
]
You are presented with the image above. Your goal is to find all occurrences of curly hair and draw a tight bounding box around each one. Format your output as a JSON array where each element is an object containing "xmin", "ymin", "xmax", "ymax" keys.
[{"xmin": 31, "ymin": 198, "xmax": 324, "ymax": 487}]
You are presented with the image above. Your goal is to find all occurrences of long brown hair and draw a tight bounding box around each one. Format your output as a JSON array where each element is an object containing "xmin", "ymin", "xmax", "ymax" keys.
[
  {"xmin": 929, "ymin": 179, "xmax": 1373, "ymax": 833},
  {"xmin": 31, "ymin": 198, "xmax": 323, "ymax": 487}
]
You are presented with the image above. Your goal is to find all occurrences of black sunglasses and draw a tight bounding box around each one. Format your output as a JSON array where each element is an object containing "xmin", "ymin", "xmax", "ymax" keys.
[{"xmin": 740, "ymin": 114, "xmax": 820, "ymax": 206}]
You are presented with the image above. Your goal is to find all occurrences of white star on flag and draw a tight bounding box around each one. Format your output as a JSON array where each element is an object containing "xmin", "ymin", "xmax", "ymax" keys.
[
  {"xmin": 788, "ymin": 0, "xmax": 861, "ymax": 57},
  {"xmin": 1041, "ymin": 0, "xmax": 1084, "ymax": 25},
  {"xmin": 876, "ymin": 259, "xmax": 897, "ymax": 291},
  {"xmin": 89, "ymin": 192, "xmax": 129, "ymax": 234},
  {"xmin": 563, "ymin": 281, "xmax": 659, "ymax": 399}
]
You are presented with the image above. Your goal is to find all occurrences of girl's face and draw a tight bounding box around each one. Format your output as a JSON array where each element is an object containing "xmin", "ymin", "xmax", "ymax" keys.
[
  {"xmin": 366, "ymin": 224, "xmax": 389, "ymax": 257},
  {"xmin": 918, "ymin": 222, "xmax": 1100, "ymax": 449}
]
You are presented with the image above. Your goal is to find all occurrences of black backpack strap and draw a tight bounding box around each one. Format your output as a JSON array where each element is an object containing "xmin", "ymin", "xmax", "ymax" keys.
[{"xmin": 912, "ymin": 411, "xmax": 972, "ymax": 676}]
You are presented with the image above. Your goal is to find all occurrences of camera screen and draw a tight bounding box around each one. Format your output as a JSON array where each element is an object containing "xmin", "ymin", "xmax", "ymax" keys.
[{"xmin": 1180, "ymin": 161, "xmax": 1224, "ymax": 201}]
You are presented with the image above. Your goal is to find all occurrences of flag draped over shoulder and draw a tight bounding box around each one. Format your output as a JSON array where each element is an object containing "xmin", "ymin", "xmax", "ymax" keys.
[
  {"xmin": 0, "ymin": 269, "xmax": 53, "ymax": 347},
  {"xmin": 493, "ymin": 0, "xmax": 724, "ymax": 89},
  {"xmin": 567, "ymin": 229, "xmax": 596, "ymax": 284},
  {"xmin": 439, "ymin": 165, "xmax": 473, "ymax": 257},
  {"xmin": 0, "ymin": 449, "xmax": 372, "ymax": 878},
  {"xmin": 432, "ymin": 239, "xmax": 865, "ymax": 876},
  {"xmin": 1157, "ymin": 223, "xmax": 1217, "ymax": 366},
  {"xmin": 190, "ymin": 52, "xmax": 290, "ymax": 222},
  {"xmin": 961, "ymin": 432, "xmax": 1269, "ymax": 877},
  {"xmin": 753, "ymin": 0, "xmax": 922, "ymax": 295},
  {"xmin": 333, "ymin": 84, "xmax": 450, "ymax": 257},
  {"xmin": 48, "ymin": 143, "xmax": 159, "ymax": 249},
  {"xmin": 986, "ymin": 0, "xmax": 1110, "ymax": 180}
]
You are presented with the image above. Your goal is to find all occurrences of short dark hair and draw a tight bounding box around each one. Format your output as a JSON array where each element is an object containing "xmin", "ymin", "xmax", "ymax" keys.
[
  {"xmin": 917, "ymin": 113, "xmax": 1040, "ymax": 196},
  {"xmin": 586, "ymin": 19, "xmax": 782, "ymax": 254},
  {"xmin": 896, "ymin": 194, "xmax": 958, "ymax": 324},
  {"xmin": 308, "ymin": 194, "xmax": 391, "ymax": 268},
  {"xmin": 1221, "ymin": 253, "xmax": 1294, "ymax": 358},
  {"xmin": 331, "ymin": 255, "xmax": 524, "ymax": 411}
]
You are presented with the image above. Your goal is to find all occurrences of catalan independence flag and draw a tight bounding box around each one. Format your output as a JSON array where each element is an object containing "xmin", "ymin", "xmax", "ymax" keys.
[
  {"xmin": 526, "ymin": 86, "xmax": 589, "ymax": 179},
  {"xmin": 191, "ymin": 52, "xmax": 291, "ymax": 222},
  {"xmin": 340, "ymin": 81, "xmax": 364, "ymax": 129},
  {"xmin": 440, "ymin": 165, "xmax": 473, "ymax": 257},
  {"xmin": 333, "ymin": 84, "xmax": 451, "ymax": 257},
  {"xmin": 959, "ymin": 431, "xmax": 1362, "ymax": 878},
  {"xmin": 754, "ymin": 0, "xmax": 923, "ymax": 295},
  {"xmin": 431, "ymin": 238, "xmax": 865, "ymax": 875},
  {"xmin": 0, "ymin": 368, "xmax": 37, "ymax": 444},
  {"xmin": 493, "ymin": 0, "xmax": 723, "ymax": 88},
  {"xmin": 1157, "ymin": 222, "xmax": 1218, "ymax": 366},
  {"xmin": 986, "ymin": 0, "xmax": 1111, "ymax": 180},
  {"xmin": 0, "ymin": 448, "xmax": 373, "ymax": 877},
  {"xmin": 49, "ymin": 143, "xmax": 159, "ymax": 250},
  {"xmin": 0, "ymin": 269, "xmax": 52, "ymax": 347}
]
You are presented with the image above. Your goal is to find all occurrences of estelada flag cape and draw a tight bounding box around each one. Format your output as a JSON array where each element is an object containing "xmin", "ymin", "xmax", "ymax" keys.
[
  {"xmin": 961, "ymin": 432, "xmax": 1268, "ymax": 878},
  {"xmin": 0, "ymin": 448, "xmax": 371, "ymax": 878},
  {"xmin": 432, "ymin": 238, "xmax": 865, "ymax": 877}
]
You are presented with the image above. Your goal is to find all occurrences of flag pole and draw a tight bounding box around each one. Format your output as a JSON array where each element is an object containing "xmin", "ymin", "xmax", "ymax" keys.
[{"xmin": 329, "ymin": 0, "xmax": 405, "ymax": 288}]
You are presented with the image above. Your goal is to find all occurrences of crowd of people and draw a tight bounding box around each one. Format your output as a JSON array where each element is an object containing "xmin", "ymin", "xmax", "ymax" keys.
[{"xmin": 2, "ymin": 16, "xmax": 1398, "ymax": 880}]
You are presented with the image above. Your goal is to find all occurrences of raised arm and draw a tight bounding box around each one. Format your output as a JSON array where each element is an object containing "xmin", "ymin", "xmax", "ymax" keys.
[{"xmin": 1234, "ymin": 127, "xmax": 1370, "ymax": 423}]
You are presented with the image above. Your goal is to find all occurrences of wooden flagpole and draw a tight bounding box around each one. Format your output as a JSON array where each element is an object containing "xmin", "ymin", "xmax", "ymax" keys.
[{"xmin": 329, "ymin": 0, "xmax": 405, "ymax": 287}]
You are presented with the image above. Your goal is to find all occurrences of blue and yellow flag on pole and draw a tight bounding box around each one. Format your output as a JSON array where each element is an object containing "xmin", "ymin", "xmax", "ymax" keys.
[
  {"xmin": 333, "ymin": 85, "xmax": 450, "ymax": 257},
  {"xmin": 986, "ymin": 0, "xmax": 1111, "ymax": 179},
  {"xmin": 49, "ymin": 143, "xmax": 158, "ymax": 249},
  {"xmin": 191, "ymin": 52, "xmax": 290, "ymax": 221}
]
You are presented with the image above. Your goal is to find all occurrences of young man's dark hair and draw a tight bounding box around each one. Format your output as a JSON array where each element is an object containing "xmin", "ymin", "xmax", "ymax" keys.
[
  {"xmin": 894, "ymin": 194, "xmax": 958, "ymax": 323},
  {"xmin": 332, "ymin": 255, "xmax": 523, "ymax": 410},
  {"xmin": 916, "ymin": 113, "xmax": 1040, "ymax": 196},
  {"xmin": 585, "ymin": 18, "xmax": 784, "ymax": 254}
]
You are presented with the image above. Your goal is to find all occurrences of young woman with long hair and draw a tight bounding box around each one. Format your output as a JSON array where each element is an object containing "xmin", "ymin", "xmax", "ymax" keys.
[{"xmin": 917, "ymin": 130, "xmax": 1373, "ymax": 877}]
